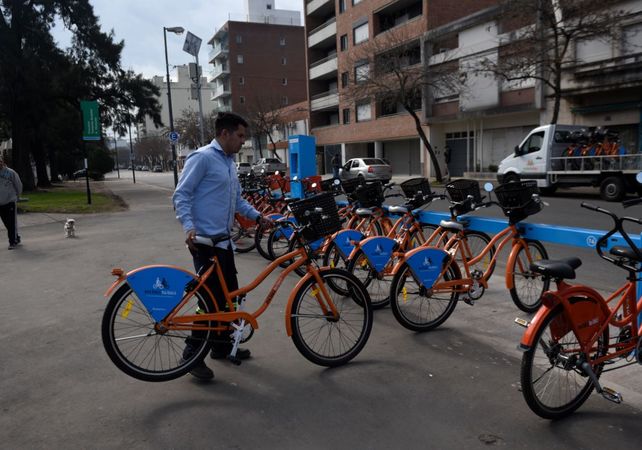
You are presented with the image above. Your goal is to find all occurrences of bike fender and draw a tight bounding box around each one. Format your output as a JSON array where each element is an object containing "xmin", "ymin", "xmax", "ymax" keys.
[
  {"xmin": 283, "ymin": 267, "xmax": 332, "ymax": 336},
  {"xmin": 404, "ymin": 247, "xmax": 451, "ymax": 288},
  {"xmin": 332, "ymin": 229, "xmax": 365, "ymax": 259},
  {"xmin": 358, "ymin": 237, "xmax": 397, "ymax": 272},
  {"xmin": 518, "ymin": 300, "xmax": 561, "ymax": 352},
  {"xmin": 109, "ymin": 265, "xmax": 197, "ymax": 323},
  {"xmin": 505, "ymin": 241, "xmax": 523, "ymax": 291}
]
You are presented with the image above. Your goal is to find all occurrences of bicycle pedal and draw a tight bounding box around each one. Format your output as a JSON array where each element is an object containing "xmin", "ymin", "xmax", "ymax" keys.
[
  {"xmin": 462, "ymin": 296, "xmax": 475, "ymax": 306},
  {"xmin": 600, "ymin": 387, "xmax": 623, "ymax": 404},
  {"xmin": 227, "ymin": 355, "xmax": 242, "ymax": 366}
]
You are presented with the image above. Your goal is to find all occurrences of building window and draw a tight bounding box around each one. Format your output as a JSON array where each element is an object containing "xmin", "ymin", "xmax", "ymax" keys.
[
  {"xmin": 340, "ymin": 34, "xmax": 348, "ymax": 51},
  {"xmin": 282, "ymin": 78, "xmax": 288, "ymax": 86},
  {"xmin": 237, "ymin": 54, "xmax": 244, "ymax": 64},
  {"xmin": 281, "ymin": 96, "xmax": 289, "ymax": 106},
  {"xmin": 356, "ymin": 101, "xmax": 371, "ymax": 122},
  {"xmin": 353, "ymin": 0, "xmax": 363, "ymax": 5},
  {"xmin": 341, "ymin": 71, "xmax": 349, "ymax": 88},
  {"xmin": 353, "ymin": 23, "xmax": 369, "ymax": 45},
  {"xmin": 354, "ymin": 62, "xmax": 369, "ymax": 83},
  {"xmin": 339, "ymin": 0, "xmax": 346, "ymax": 13},
  {"xmin": 281, "ymin": 56, "xmax": 287, "ymax": 65},
  {"xmin": 342, "ymin": 108, "xmax": 350, "ymax": 124},
  {"xmin": 236, "ymin": 35, "xmax": 242, "ymax": 44},
  {"xmin": 280, "ymin": 36, "xmax": 286, "ymax": 46},
  {"xmin": 267, "ymin": 3, "xmax": 272, "ymax": 9},
  {"xmin": 240, "ymin": 96, "xmax": 245, "ymax": 104},
  {"xmin": 239, "ymin": 76, "xmax": 245, "ymax": 85}
]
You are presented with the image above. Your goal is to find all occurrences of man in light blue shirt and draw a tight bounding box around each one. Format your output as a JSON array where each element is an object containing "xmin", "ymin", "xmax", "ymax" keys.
[{"xmin": 173, "ymin": 112, "xmax": 272, "ymax": 381}]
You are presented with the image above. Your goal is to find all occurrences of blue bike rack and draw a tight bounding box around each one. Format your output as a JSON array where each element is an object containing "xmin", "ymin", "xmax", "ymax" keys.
[{"xmin": 338, "ymin": 200, "xmax": 642, "ymax": 324}]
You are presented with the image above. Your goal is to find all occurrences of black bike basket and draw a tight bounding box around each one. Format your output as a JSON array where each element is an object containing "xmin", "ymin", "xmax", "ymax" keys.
[
  {"xmin": 289, "ymin": 192, "xmax": 343, "ymax": 242},
  {"xmin": 320, "ymin": 178, "xmax": 335, "ymax": 192},
  {"xmin": 494, "ymin": 180, "xmax": 542, "ymax": 222},
  {"xmin": 340, "ymin": 178, "xmax": 363, "ymax": 195},
  {"xmin": 445, "ymin": 179, "xmax": 483, "ymax": 215},
  {"xmin": 353, "ymin": 181, "xmax": 384, "ymax": 208}
]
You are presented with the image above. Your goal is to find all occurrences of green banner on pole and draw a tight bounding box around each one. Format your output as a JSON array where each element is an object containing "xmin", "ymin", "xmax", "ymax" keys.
[{"xmin": 81, "ymin": 100, "xmax": 101, "ymax": 141}]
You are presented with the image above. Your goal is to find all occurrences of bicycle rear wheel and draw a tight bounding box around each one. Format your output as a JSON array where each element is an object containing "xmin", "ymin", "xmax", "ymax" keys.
[
  {"xmin": 521, "ymin": 301, "xmax": 609, "ymax": 419},
  {"xmin": 509, "ymin": 239, "xmax": 549, "ymax": 313},
  {"xmin": 232, "ymin": 216, "xmax": 257, "ymax": 253},
  {"xmin": 389, "ymin": 261, "xmax": 459, "ymax": 332},
  {"xmin": 101, "ymin": 284, "xmax": 215, "ymax": 382},
  {"xmin": 290, "ymin": 269, "xmax": 373, "ymax": 367}
]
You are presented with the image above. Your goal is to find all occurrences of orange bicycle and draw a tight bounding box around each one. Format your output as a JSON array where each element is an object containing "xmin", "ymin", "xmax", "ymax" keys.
[
  {"xmin": 519, "ymin": 199, "xmax": 642, "ymax": 419},
  {"xmin": 101, "ymin": 193, "xmax": 373, "ymax": 381}
]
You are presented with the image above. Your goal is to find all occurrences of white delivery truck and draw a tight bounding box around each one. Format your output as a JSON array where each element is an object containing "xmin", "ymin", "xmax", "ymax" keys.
[{"xmin": 497, "ymin": 124, "xmax": 641, "ymax": 201}]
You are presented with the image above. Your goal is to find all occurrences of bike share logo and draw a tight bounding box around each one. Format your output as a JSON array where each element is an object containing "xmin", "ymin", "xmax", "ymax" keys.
[
  {"xmin": 586, "ymin": 235, "xmax": 597, "ymax": 247},
  {"xmin": 422, "ymin": 257, "xmax": 434, "ymax": 269},
  {"xmin": 145, "ymin": 277, "xmax": 177, "ymax": 297},
  {"xmin": 374, "ymin": 244, "xmax": 384, "ymax": 255}
]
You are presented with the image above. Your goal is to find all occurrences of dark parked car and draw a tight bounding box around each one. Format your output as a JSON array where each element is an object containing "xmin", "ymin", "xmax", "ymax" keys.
[
  {"xmin": 73, "ymin": 169, "xmax": 104, "ymax": 181},
  {"xmin": 340, "ymin": 158, "xmax": 392, "ymax": 183},
  {"xmin": 152, "ymin": 165, "xmax": 163, "ymax": 172}
]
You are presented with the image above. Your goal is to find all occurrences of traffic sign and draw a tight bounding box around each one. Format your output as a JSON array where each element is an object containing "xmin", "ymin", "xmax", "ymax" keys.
[{"xmin": 168, "ymin": 131, "xmax": 179, "ymax": 143}]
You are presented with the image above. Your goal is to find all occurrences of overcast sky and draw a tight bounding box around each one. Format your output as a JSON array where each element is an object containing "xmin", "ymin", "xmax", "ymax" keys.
[{"xmin": 54, "ymin": 0, "xmax": 303, "ymax": 79}]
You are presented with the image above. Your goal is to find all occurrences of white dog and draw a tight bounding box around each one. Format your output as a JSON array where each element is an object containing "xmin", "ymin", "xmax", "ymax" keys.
[{"xmin": 64, "ymin": 218, "xmax": 76, "ymax": 238}]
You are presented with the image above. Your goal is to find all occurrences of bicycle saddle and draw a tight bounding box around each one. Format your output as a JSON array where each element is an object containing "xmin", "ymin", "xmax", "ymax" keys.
[
  {"xmin": 529, "ymin": 257, "xmax": 582, "ymax": 279},
  {"xmin": 439, "ymin": 220, "xmax": 464, "ymax": 232},
  {"xmin": 609, "ymin": 246, "xmax": 642, "ymax": 262},
  {"xmin": 388, "ymin": 205, "xmax": 408, "ymax": 215},
  {"xmin": 355, "ymin": 207, "xmax": 375, "ymax": 217}
]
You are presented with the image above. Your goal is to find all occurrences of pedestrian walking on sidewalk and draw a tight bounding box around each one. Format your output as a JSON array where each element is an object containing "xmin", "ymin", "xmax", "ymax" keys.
[
  {"xmin": 0, "ymin": 156, "xmax": 23, "ymax": 250},
  {"xmin": 173, "ymin": 112, "xmax": 273, "ymax": 381},
  {"xmin": 331, "ymin": 153, "xmax": 341, "ymax": 179}
]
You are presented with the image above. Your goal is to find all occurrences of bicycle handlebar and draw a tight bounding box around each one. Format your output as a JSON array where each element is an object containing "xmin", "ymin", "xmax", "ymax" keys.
[{"xmin": 580, "ymin": 201, "xmax": 642, "ymax": 270}]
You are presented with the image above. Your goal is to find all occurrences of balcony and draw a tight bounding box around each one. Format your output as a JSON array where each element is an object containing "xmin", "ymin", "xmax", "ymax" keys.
[
  {"xmin": 308, "ymin": 17, "xmax": 336, "ymax": 49},
  {"xmin": 208, "ymin": 44, "xmax": 229, "ymax": 62},
  {"xmin": 306, "ymin": 0, "xmax": 334, "ymax": 17},
  {"xmin": 310, "ymin": 89, "xmax": 339, "ymax": 111},
  {"xmin": 210, "ymin": 64, "xmax": 230, "ymax": 81},
  {"xmin": 211, "ymin": 86, "xmax": 231, "ymax": 100},
  {"xmin": 309, "ymin": 54, "xmax": 338, "ymax": 80}
]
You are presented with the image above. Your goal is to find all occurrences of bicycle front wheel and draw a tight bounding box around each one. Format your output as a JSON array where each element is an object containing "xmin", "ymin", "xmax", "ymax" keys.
[
  {"xmin": 232, "ymin": 216, "xmax": 256, "ymax": 253},
  {"xmin": 290, "ymin": 269, "xmax": 373, "ymax": 367},
  {"xmin": 254, "ymin": 222, "xmax": 273, "ymax": 260},
  {"xmin": 390, "ymin": 261, "xmax": 459, "ymax": 332},
  {"xmin": 101, "ymin": 284, "xmax": 215, "ymax": 382},
  {"xmin": 346, "ymin": 248, "xmax": 393, "ymax": 309},
  {"xmin": 509, "ymin": 240, "xmax": 549, "ymax": 313},
  {"xmin": 521, "ymin": 301, "xmax": 609, "ymax": 419}
]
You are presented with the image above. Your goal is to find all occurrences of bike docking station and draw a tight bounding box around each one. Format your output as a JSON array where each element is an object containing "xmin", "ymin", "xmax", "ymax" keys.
[
  {"xmin": 288, "ymin": 134, "xmax": 317, "ymax": 199},
  {"xmin": 336, "ymin": 181, "xmax": 642, "ymax": 327}
]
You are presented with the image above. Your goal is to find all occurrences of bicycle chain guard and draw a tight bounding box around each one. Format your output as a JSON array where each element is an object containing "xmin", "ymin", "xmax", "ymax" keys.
[
  {"xmin": 405, "ymin": 248, "xmax": 451, "ymax": 289},
  {"xmin": 358, "ymin": 237, "xmax": 397, "ymax": 272},
  {"xmin": 332, "ymin": 229, "xmax": 365, "ymax": 259}
]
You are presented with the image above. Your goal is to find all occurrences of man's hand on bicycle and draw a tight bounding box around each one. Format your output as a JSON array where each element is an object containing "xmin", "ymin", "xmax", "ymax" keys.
[
  {"xmin": 185, "ymin": 229, "xmax": 197, "ymax": 252},
  {"xmin": 257, "ymin": 215, "xmax": 275, "ymax": 229}
]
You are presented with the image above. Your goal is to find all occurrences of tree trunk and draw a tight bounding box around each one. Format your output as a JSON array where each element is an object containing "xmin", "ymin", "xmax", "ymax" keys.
[
  {"xmin": 267, "ymin": 133, "xmax": 280, "ymax": 160},
  {"xmin": 34, "ymin": 139, "xmax": 51, "ymax": 188},
  {"xmin": 10, "ymin": 112, "xmax": 36, "ymax": 191},
  {"xmin": 408, "ymin": 108, "xmax": 442, "ymax": 183}
]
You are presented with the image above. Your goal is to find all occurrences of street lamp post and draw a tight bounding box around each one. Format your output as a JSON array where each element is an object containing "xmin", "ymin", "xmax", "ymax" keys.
[{"xmin": 163, "ymin": 26, "xmax": 185, "ymax": 187}]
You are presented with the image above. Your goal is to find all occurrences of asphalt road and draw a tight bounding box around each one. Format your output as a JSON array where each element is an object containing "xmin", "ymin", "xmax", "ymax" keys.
[{"xmin": 1, "ymin": 172, "xmax": 640, "ymax": 449}]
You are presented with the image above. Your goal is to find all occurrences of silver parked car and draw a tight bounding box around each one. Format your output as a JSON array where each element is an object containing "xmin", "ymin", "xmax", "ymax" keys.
[
  {"xmin": 251, "ymin": 157, "xmax": 287, "ymax": 175},
  {"xmin": 340, "ymin": 158, "xmax": 392, "ymax": 183},
  {"xmin": 236, "ymin": 162, "xmax": 252, "ymax": 176}
]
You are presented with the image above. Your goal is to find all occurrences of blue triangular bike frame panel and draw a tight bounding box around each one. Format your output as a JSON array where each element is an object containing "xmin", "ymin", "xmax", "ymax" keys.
[
  {"xmin": 359, "ymin": 237, "xmax": 397, "ymax": 272},
  {"xmin": 127, "ymin": 267, "xmax": 194, "ymax": 322},
  {"xmin": 333, "ymin": 229, "xmax": 365, "ymax": 259},
  {"xmin": 405, "ymin": 248, "xmax": 451, "ymax": 288}
]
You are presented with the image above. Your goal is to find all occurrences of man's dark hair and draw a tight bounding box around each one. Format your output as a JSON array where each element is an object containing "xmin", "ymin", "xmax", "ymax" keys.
[{"xmin": 215, "ymin": 112, "xmax": 248, "ymax": 137}]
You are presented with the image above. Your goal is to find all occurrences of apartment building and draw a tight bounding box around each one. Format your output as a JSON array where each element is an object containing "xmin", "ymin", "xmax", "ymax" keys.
[
  {"xmin": 208, "ymin": 13, "xmax": 306, "ymax": 163},
  {"xmin": 305, "ymin": 0, "xmax": 498, "ymax": 176},
  {"xmin": 140, "ymin": 64, "xmax": 216, "ymax": 138},
  {"xmin": 422, "ymin": 2, "xmax": 642, "ymax": 177}
]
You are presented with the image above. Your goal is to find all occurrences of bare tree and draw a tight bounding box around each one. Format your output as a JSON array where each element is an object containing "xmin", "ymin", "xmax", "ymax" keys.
[
  {"xmin": 479, "ymin": 0, "xmax": 631, "ymax": 124},
  {"xmin": 134, "ymin": 134, "xmax": 171, "ymax": 168},
  {"xmin": 344, "ymin": 28, "xmax": 460, "ymax": 182},
  {"xmin": 242, "ymin": 93, "xmax": 292, "ymax": 161},
  {"xmin": 174, "ymin": 109, "xmax": 217, "ymax": 150}
]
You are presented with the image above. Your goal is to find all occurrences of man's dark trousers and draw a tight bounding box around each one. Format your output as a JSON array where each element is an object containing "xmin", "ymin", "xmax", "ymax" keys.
[{"xmin": 0, "ymin": 201, "xmax": 18, "ymax": 245}]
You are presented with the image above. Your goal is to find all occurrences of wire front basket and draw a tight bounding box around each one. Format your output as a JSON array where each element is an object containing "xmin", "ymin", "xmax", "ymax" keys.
[
  {"xmin": 353, "ymin": 181, "xmax": 384, "ymax": 208},
  {"xmin": 445, "ymin": 179, "xmax": 483, "ymax": 215},
  {"xmin": 340, "ymin": 178, "xmax": 363, "ymax": 195},
  {"xmin": 399, "ymin": 177, "xmax": 433, "ymax": 208},
  {"xmin": 289, "ymin": 192, "xmax": 343, "ymax": 242},
  {"xmin": 494, "ymin": 180, "xmax": 542, "ymax": 222}
]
